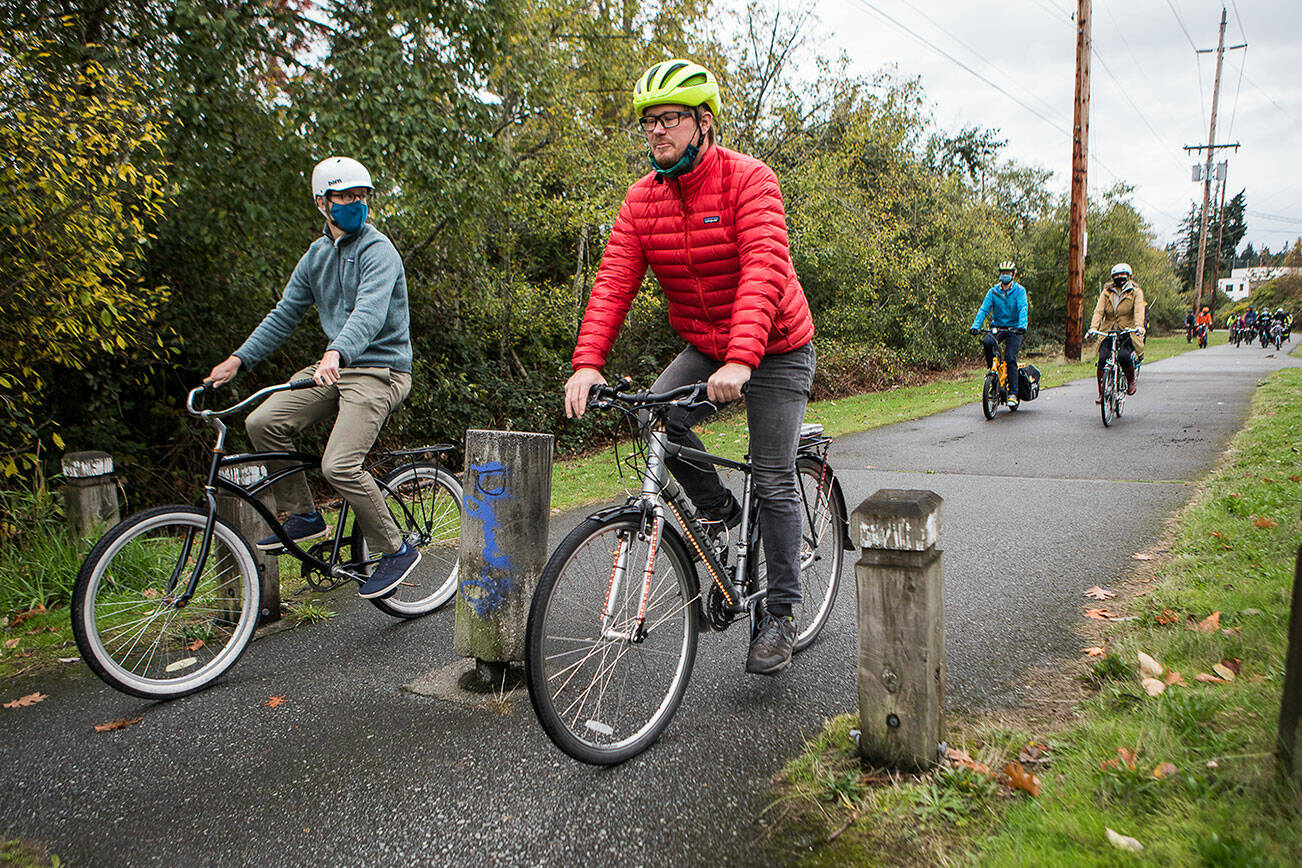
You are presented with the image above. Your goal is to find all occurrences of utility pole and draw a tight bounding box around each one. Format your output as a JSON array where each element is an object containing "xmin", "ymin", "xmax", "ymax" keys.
[
  {"xmin": 1186, "ymin": 8, "xmax": 1246, "ymax": 312},
  {"xmin": 1210, "ymin": 163, "xmax": 1228, "ymax": 316},
  {"xmin": 1065, "ymin": 0, "xmax": 1090, "ymax": 361}
]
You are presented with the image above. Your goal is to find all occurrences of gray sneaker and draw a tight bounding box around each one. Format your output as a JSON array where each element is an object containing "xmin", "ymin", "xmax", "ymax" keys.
[{"xmin": 746, "ymin": 613, "xmax": 797, "ymax": 675}]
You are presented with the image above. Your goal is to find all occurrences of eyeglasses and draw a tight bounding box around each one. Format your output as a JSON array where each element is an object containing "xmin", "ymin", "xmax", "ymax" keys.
[
  {"xmin": 326, "ymin": 189, "xmax": 370, "ymax": 204},
  {"xmin": 637, "ymin": 110, "xmax": 695, "ymax": 133}
]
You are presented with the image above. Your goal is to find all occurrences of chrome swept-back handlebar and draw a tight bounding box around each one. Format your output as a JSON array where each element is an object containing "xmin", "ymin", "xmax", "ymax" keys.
[{"xmin": 186, "ymin": 378, "xmax": 317, "ymax": 419}]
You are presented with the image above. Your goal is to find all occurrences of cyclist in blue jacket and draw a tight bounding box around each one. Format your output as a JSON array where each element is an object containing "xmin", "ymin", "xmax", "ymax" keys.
[{"xmin": 969, "ymin": 261, "xmax": 1029, "ymax": 406}]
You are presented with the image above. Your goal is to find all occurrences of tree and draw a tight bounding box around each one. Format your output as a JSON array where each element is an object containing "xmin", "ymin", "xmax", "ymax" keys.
[{"xmin": 0, "ymin": 31, "xmax": 172, "ymax": 477}]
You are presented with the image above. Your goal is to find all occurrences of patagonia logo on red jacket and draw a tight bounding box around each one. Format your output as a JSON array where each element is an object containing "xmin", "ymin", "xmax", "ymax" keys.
[{"xmin": 703, "ymin": 216, "xmax": 720, "ymax": 224}]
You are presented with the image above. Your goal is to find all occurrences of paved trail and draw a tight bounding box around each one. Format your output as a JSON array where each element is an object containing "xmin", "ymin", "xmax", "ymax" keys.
[{"xmin": 2, "ymin": 338, "xmax": 1297, "ymax": 866}]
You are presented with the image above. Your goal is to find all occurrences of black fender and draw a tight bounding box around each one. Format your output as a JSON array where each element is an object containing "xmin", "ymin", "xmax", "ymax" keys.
[{"xmin": 797, "ymin": 454, "xmax": 855, "ymax": 551}]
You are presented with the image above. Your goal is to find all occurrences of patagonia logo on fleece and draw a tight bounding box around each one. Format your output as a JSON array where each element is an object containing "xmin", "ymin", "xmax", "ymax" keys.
[{"xmin": 703, "ymin": 215, "xmax": 720, "ymax": 225}]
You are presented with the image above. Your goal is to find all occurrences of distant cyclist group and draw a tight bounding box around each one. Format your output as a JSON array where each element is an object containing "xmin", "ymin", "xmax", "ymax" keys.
[{"xmin": 1223, "ymin": 306, "xmax": 1293, "ymax": 349}]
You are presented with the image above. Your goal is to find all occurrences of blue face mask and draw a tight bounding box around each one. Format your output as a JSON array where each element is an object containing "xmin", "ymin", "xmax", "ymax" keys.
[
  {"xmin": 999, "ymin": 273, "xmax": 1013, "ymax": 285},
  {"xmin": 329, "ymin": 201, "xmax": 368, "ymax": 234}
]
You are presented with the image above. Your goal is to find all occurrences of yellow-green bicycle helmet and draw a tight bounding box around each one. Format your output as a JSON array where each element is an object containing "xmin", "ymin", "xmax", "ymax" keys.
[{"xmin": 633, "ymin": 59, "xmax": 721, "ymax": 117}]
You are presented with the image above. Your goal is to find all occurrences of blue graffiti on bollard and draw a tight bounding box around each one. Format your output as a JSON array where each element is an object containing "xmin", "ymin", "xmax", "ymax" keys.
[{"xmin": 460, "ymin": 460, "xmax": 513, "ymax": 616}]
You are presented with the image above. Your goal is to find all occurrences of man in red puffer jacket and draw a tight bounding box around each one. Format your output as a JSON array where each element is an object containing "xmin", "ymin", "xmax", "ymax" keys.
[{"xmin": 564, "ymin": 59, "xmax": 816, "ymax": 676}]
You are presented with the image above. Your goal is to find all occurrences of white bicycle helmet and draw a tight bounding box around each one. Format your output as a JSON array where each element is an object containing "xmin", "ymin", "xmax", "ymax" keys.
[
  {"xmin": 998, "ymin": 260, "xmax": 1016, "ymax": 274},
  {"xmin": 311, "ymin": 157, "xmax": 373, "ymax": 197},
  {"xmin": 1110, "ymin": 262, "xmax": 1133, "ymax": 278}
]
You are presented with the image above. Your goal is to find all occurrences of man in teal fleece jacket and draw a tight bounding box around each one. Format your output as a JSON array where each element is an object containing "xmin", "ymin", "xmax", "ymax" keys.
[
  {"xmin": 969, "ymin": 261, "xmax": 1029, "ymax": 406},
  {"xmin": 204, "ymin": 156, "xmax": 418, "ymax": 599}
]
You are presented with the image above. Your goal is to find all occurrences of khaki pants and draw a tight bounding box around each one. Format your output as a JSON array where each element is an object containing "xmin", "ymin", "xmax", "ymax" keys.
[{"xmin": 246, "ymin": 366, "xmax": 412, "ymax": 553}]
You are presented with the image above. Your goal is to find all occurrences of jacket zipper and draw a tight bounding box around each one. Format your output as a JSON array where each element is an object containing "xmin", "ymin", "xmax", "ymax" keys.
[{"xmin": 675, "ymin": 180, "xmax": 716, "ymax": 357}]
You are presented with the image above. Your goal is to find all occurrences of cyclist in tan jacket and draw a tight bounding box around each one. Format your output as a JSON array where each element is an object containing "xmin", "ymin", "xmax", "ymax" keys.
[{"xmin": 1088, "ymin": 263, "xmax": 1146, "ymax": 401}]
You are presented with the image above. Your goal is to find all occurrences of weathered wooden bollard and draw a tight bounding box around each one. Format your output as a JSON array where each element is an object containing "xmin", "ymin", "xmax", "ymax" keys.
[
  {"xmin": 852, "ymin": 489, "xmax": 945, "ymax": 770},
  {"xmin": 454, "ymin": 430, "xmax": 553, "ymax": 681},
  {"xmin": 1277, "ymin": 532, "xmax": 1302, "ymax": 783},
  {"xmin": 61, "ymin": 451, "xmax": 121, "ymax": 538},
  {"xmin": 216, "ymin": 463, "xmax": 281, "ymax": 624}
]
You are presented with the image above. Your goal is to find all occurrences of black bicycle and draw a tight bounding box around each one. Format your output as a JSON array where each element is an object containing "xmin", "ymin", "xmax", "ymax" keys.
[
  {"xmin": 1088, "ymin": 327, "xmax": 1141, "ymax": 427},
  {"xmin": 525, "ymin": 380, "xmax": 851, "ymax": 764},
  {"xmin": 977, "ymin": 327, "xmax": 1020, "ymax": 419},
  {"xmin": 71, "ymin": 379, "xmax": 463, "ymax": 699}
]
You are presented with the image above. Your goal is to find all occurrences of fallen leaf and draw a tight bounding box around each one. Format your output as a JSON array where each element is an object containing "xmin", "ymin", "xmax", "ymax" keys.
[
  {"xmin": 141, "ymin": 588, "xmax": 160, "ymax": 599},
  {"xmin": 1083, "ymin": 608, "xmax": 1118, "ymax": 620},
  {"xmin": 58, "ymin": 657, "xmax": 80, "ymax": 664},
  {"xmin": 264, "ymin": 695, "xmax": 288, "ymax": 709},
  {"xmin": 1137, "ymin": 651, "xmax": 1163, "ymax": 679},
  {"xmin": 1003, "ymin": 762, "xmax": 1041, "ymax": 797},
  {"xmin": 187, "ymin": 639, "xmax": 205, "ymax": 652},
  {"xmin": 1196, "ymin": 612, "xmax": 1221, "ymax": 633},
  {"xmin": 1082, "ymin": 646, "xmax": 1106, "ymax": 657},
  {"xmin": 1163, "ymin": 670, "xmax": 1187, "ymax": 687},
  {"xmin": 1151, "ymin": 762, "xmax": 1178, "ymax": 779},
  {"xmin": 2, "ymin": 692, "xmax": 47, "ymax": 709},
  {"xmin": 1131, "ymin": 553, "xmax": 1154, "ymax": 561},
  {"xmin": 1205, "ymin": 759, "xmax": 1219, "ymax": 769},
  {"xmin": 1155, "ymin": 609, "xmax": 1179, "ymax": 626},
  {"xmin": 10, "ymin": 604, "xmax": 46, "ymax": 627},
  {"xmin": 1219, "ymin": 657, "xmax": 1241, "ymax": 676},
  {"xmin": 945, "ymin": 747, "xmax": 990, "ymax": 775},
  {"xmin": 1084, "ymin": 586, "xmax": 1116, "ymax": 600},
  {"xmin": 1116, "ymin": 748, "xmax": 1137, "ymax": 768},
  {"xmin": 1106, "ymin": 827, "xmax": 1144, "ymax": 852},
  {"xmin": 1141, "ymin": 677, "xmax": 1167, "ymax": 696},
  {"xmin": 1289, "ymin": 474, "xmax": 1301, "ymax": 483},
  {"xmin": 1196, "ymin": 672, "xmax": 1227, "ymax": 684},
  {"xmin": 1018, "ymin": 742, "xmax": 1049, "ymax": 764},
  {"xmin": 1208, "ymin": 531, "xmax": 1226, "ymax": 539},
  {"xmin": 1252, "ymin": 516, "xmax": 1278, "ymax": 529},
  {"xmin": 3, "ymin": 638, "xmax": 18, "ymax": 649},
  {"xmin": 93, "ymin": 716, "xmax": 143, "ymax": 733},
  {"xmin": 1212, "ymin": 663, "xmax": 1236, "ymax": 681}
]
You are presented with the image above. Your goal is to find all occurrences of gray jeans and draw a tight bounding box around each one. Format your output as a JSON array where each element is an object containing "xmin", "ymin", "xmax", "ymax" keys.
[{"xmin": 651, "ymin": 343, "xmax": 816, "ymax": 614}]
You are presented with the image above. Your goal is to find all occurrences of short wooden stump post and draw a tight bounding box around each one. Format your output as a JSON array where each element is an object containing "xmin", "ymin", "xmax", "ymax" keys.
[
  {"xmin": 852, "ymin": 489, "xmax": 945, "ymax": 771},
  {"xmin": 216, "ymin": 464, "xmax": 281, "ymax": 624},
  {"xmin": 454, "ymin": 430, "xmax": 553, "ymax": 679},
  {"xmin": 61, "ymin": 451, "xmax": 120, "ymax": 538}
]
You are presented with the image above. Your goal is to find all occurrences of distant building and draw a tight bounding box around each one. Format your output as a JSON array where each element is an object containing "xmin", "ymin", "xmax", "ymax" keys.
[{"xmin": 1218, "ymin": 266, "xmax": 1301, "ymax": 301}]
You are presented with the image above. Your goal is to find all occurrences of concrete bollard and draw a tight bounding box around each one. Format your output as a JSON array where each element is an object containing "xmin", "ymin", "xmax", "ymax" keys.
[
  {"xmin": 216, "ymin": 463, "xmax": 281, "ymax": 624},
  {"xmin": 454, "ymin": 430, "xmax": 553, "ymax": 673},
  {"xmin": 852, "ymin": 489, "xmax": 945, "ymax": 771},
  {"xmin": 61, "ymin": 451, "xmax": 120, "ymax": 538},
  {"xmin": 1277, "ymin": 534, "xmax": 1302, "ymax": 783}
]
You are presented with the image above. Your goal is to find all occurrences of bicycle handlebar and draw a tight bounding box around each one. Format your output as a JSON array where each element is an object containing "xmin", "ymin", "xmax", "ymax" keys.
[
  {"xmin": 1085, "ymin": 327, "xmax": 1143, "ymax": 338},
  {"xmin": 187, "ymin": 377, "xmax": 318, "ymax": 418},
  {"xmin": 588, "ymin": 380, "xmax": 714, "ymax": 412}
]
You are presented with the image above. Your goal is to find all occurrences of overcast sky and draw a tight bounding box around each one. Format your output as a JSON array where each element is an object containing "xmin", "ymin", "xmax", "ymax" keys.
[{"xmin": 740, "ymin": 0, "xmax": 1302, "ymax": 253}]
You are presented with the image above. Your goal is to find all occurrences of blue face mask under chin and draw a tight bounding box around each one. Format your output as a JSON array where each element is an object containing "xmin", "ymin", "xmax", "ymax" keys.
[
  {"xmin": 999, "ymin": 274, "xmax": 1013, "ymax": 285},
  {"xmin": 329, "ymin": 200, "xmax": 368, "ymax": 234}
]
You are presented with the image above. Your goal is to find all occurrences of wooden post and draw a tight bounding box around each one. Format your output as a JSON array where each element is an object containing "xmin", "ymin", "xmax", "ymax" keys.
[
  {"xmin": 852, "ymin": 489, "xmax": 944, "ymax": 771},
  {"xmin": 216, "ymin": 464, "xmax": 281, "ymax": 624},
  {"xmin": 454, "ymin": 430, "xmax": 553, "ymax": 665},
  {"xmin": 61, "ymin": 451, "xmax": 120, "ymax": 538},
  {"xmin": 1277, "ymin": 536, "xmax": 1302, "ymax": 783},
  {"xmin": 1065, "ymin": 0, "xmax": 1091, "ymax": 361}
]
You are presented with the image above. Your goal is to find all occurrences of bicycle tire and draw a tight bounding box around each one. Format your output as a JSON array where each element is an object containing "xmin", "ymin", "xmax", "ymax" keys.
[
  {"xmin": 526, "ymin": 514, "xmax": 699, "ymax": 765},
  {"xmin": 356, "ymin": 462, "xmax": 463, "ymax": 618},
  {"xmin": 1100, "ymin": 364, "xmax": 1116, "ymax": 427},
  {"xmin": 981, "ymin": 373, "xmax": 997, "ymax": 420},
  {"xmin": 748, "ymin": 456, "xmax": 846, "ymax": 652},
  {"xmin": 72, "ymin": 506, "xmax": 261, "ymax": 699}
]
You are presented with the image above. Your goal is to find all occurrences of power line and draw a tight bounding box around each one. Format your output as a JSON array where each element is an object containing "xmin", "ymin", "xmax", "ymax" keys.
[
  {"xmin": 1166, "ymin": 0, "xmax": 1208, "ymax": 129},
  {"xmin": 844, "ymin": 0, "xmax": 1073, "ymax": 137},
  {"xmin": 1248, "ymin": 210, "xmax": 1302, "ymax": 226}
]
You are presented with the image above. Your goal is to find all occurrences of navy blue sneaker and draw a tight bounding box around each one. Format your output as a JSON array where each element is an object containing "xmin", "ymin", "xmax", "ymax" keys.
[
  {"xmin": 359, "ymin": 542, "xmax": 422, "ymax": 599},
  {"xmin": 257, "ymin": 511, "xmax": 327, "ymax": 551}
]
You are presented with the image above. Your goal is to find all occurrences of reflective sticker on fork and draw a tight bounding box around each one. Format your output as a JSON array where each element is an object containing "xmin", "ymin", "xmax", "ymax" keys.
[
  {"xmin": 635, "ymin": 516, "xmax": 661, "ymax": 627},
  {"xmin": 601, "ymin": 531, "xmax": 630, "ymax": 632}
]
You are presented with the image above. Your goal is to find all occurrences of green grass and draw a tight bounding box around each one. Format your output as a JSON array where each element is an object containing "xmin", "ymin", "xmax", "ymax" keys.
[
  {"xmin": 767, "ymin": 366, "xmax": 1302, "ymax": 866},
  {"xmin": 0, "ymin": 839, "xmax": 60, "ymax": 867}
]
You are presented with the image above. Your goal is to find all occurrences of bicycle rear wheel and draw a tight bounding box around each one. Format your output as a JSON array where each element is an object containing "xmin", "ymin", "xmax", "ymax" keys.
[
  {"xmin": 526, "ymin": 515, "xmax": 699, "ymax": 765},
  {"xmin": 72, "ymin": 506, "xmax": 260, "ymax": 699},
  {"xmin": 748, "ymin": 456, "xmax": 846, "ymax": 651},
  {"xmin": 357, "ymin": 462, "xmax": 463, "ymax": 618},
  {"xmin": 981, "ymin": 373, "xmax": 998, "ymax": 420},
  {"xmin": 1100, "ymin": 364, "xmax": 1116, "ymax": 427}
]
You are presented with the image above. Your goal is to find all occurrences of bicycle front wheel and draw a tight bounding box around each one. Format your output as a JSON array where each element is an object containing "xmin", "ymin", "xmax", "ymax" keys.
[
  {"xmin": 358, "ymin": 462, "xmax": 463, "ymax": 618},
  {"xmin": 72, "ymin": 506, "xmax": 261, "ymax": 699},
  {"xmin": 526, "ymin": 515, "xmax": 699, "ymax": 765},
  {"xmin": 1100, "ymin": 364, "xmax": 1116, "ymax": 427},
  {"xmin": 981, "ymin": 373, "xmax": 998, "ymax": 420}
]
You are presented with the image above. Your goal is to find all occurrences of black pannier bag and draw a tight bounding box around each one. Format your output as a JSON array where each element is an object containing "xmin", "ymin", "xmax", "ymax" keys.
[{"xmin": 1017, "ymin": 364, "xmax": 1041, "ymax": 401}]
